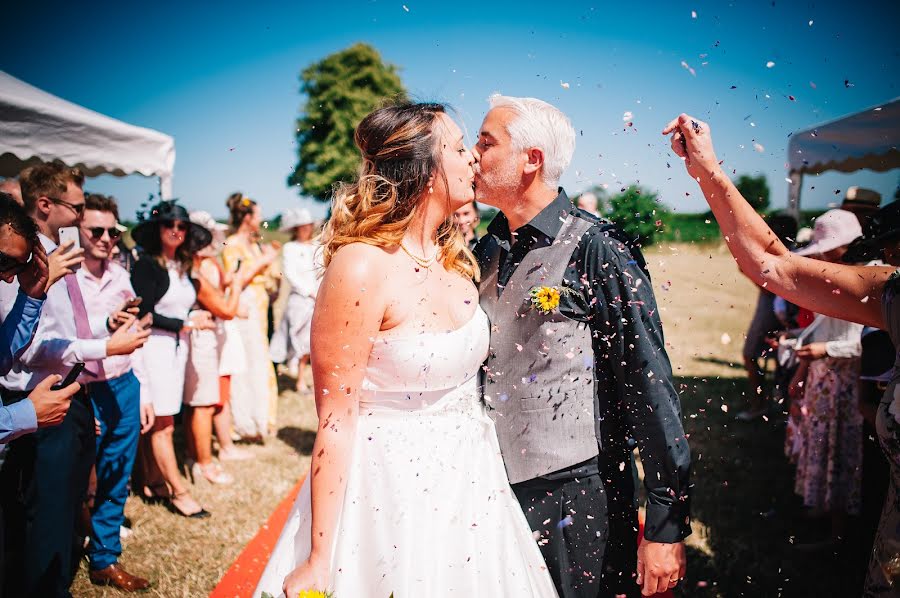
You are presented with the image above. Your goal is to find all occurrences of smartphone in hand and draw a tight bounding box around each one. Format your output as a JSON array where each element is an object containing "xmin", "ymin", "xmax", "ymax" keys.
[
  {"xmin": 51, "ymin": 362, "xmax": 85, "ymax": 391},
  {"xmin": 57, "ymin": 226, "xmax": 82, "ymax": 271}
]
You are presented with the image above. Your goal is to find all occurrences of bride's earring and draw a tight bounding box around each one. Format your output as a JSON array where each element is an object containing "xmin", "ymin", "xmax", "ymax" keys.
[{"xmin": 428, "ymin": 186, "xmax": 434, "ymax": 194}]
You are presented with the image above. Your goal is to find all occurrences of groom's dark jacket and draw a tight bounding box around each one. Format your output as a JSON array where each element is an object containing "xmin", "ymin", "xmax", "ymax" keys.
[{"xmin": 475, "ymin": 189, "xmax": 692, "ymax": 543}]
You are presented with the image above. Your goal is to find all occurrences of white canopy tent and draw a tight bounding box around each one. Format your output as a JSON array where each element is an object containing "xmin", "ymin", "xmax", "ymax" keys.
[
  {"xmin": 0, "ymin": 71, "xmax": 175, "ymax": 198},
  {"xmin": 787, "ymin": 97, "xmax": 900, "ymax": 216}
]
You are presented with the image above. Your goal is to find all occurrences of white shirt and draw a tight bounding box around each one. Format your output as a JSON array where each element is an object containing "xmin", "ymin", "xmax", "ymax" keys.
[
  {"xmin": 76, "ymin": 261, "xmax": 136, "ymax": 381},
  {"xmin": 282, "ymin": 241, "xmax": 322, "ymax": 298},
  {"xmin": 0, "ymin": 234, "xmax": 107, "ymax": 392},
  {"xmin": 798, "ymin": 314, "xmax": 864, "ymax": 359}
]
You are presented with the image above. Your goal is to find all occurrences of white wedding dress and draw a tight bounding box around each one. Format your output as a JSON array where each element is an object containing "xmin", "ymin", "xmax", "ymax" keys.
[{"xmin": 254, "ymin": 307, "xmax": 557, "ymax": 597}]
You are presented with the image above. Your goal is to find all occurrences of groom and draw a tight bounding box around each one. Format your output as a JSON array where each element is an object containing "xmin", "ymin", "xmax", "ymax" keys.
[{"xmin": 472, "ymin": 95, "xmax": 691, "ymax": 598}]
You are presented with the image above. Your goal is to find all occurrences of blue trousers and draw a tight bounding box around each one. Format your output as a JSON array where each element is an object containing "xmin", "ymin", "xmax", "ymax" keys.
[{"xmin": 87, "ymin": 370, "xmax": 141, "ymax": 571}]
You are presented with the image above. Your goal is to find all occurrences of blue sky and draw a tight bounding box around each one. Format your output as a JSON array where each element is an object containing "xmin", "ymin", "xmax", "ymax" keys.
[{"xmin": 3, "ymin": 0, "xmax": 899, "ymax": 221}]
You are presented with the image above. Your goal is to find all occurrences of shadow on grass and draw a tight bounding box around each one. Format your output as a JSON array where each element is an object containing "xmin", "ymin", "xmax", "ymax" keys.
[
  {"xmin": 276, "ymin": 370, "xmax": 298, "ymax": 394},
  {"xmin": 692, "ymin": 356, "xmax": 746, "ymax": 371},
  {"xmin": 276, "ymin": 426, "xmax": 316, "ymax": 456},
  {"xmin": 675, "ymin": 375, "xmax": 864, "ymax": 597}
]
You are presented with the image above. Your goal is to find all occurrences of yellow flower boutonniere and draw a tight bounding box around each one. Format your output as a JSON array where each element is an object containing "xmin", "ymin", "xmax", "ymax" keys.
[{"xmin": 529, "ymin": 285, "xmax": 571, "ymax": 314}]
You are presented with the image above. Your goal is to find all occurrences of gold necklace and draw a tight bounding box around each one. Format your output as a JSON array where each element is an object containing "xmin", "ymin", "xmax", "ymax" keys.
[{"xmin": 399, "ymin": 242, "xmax": 439, "ymax": 268}]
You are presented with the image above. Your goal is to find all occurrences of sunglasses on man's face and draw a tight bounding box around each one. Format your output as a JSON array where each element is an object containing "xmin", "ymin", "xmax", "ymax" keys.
[
  {"xmin": 48, "ymin": 197, "xmax": 85, "ymax": 215},
  {"xmin": 161, "ymin": 220, "xmax": 189, "ymax": 232},
  {"xmin": 84, "ymin": 226, "xmax": 122, "ymax": 241},
  {"xmin": 0, "ymin": 250, "xmax": 30, "ymax": 276}
]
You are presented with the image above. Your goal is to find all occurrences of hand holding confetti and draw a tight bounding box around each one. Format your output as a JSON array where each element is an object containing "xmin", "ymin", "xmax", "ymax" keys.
[{"xmin": 662, "ymin": 113, "xmax": 722, "ymax": 182}]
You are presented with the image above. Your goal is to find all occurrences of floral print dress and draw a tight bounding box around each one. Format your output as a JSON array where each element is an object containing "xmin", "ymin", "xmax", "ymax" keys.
[{"xmin": 865, "ymin": 269, "xmax": 900, "ymax": 596}]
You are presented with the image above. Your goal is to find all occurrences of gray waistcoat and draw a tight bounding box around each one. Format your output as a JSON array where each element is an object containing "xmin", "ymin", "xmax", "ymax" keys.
[{"xmin": 479, "ymin": 214, "xmax": 599, "ymax": 484}]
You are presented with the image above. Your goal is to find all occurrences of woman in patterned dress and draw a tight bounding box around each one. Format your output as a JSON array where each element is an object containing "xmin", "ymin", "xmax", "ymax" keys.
[{"xmin": 664, "ymin": 113, "xmax": 900, "ymax": 595}]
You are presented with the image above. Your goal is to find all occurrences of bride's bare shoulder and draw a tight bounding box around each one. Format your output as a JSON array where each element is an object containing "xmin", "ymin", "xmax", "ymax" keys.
[{"xmin": 326, "ymin": 242, "xmax": 396, "ymax": 284}]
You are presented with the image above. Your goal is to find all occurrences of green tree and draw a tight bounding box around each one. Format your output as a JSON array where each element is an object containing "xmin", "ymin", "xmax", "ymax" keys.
[
  {"xmin": 605, "ymin": 185, "xmax": 670, "ymax": 246},
  {"xmin": 734, "ymin": 173, "xmax": 770, "ymax": 213},
  {"xmin": 289, "ymin": 43, "xmax": 407, "ymax": 201}
]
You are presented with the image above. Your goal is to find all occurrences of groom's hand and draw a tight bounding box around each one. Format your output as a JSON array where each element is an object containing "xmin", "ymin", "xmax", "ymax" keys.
[{"xmin": 636, "ymin": 540, "xmax": 686, "ymax": 596}]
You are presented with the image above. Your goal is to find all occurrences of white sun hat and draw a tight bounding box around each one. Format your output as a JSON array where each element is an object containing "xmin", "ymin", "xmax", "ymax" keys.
[
  {"xmin": 189, "ymin": 210, "xmax": 228, "ymax": 233},
  {"xmin": 279, "ymin": 207, "xmax": 314, "ymax": 231},
  {"xmin": 795, "ymin": 209, "xmax": 863, "ymax": 256}
]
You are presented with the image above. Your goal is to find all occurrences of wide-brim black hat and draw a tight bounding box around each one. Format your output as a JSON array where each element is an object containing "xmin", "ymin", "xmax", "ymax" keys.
[
  {"xmin": 843, "ymin": 199, "xmax": 900, "ymax": 264},
  {"xmin": 131, "ymin": 200, "xmax": 212, "ymax": 254}
]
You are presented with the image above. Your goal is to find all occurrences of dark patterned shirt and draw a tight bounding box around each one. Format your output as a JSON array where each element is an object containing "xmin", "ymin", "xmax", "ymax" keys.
[{"xmin": 475, "ymin": 189, "xmax": 692, "ymax": 543}]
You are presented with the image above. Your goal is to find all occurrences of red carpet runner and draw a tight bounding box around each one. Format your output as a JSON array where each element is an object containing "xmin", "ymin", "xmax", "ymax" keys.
[
  {"xmin": 211, "ymin": 477, "xmax": 672, "ymax": 598},
  {"xmin": 210, "ymin": 477, "xmax": 305, "ymax": 598}
]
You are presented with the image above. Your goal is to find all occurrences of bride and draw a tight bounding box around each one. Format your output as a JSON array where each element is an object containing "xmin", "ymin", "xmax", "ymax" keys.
[{"xmin": 254, "ymin": 103, "xmax": 558, "ymax": 597}]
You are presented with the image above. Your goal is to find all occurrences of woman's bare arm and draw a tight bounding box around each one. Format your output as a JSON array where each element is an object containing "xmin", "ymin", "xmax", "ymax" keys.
[
  {"xmin": 283, "ymin": 244, "xmax": 386, "ymax": 594},
  {"xmin": 663, "ymin": 113, "xmax": 892, "ymax": 329}
]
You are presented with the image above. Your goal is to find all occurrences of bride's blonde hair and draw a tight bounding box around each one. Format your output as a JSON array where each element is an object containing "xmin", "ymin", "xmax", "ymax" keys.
[{"xmin": 321, "ymin": 102, "xmax": 479, "ymax": 281}]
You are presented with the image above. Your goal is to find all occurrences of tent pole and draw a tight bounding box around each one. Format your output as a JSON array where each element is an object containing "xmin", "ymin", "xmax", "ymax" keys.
[{"xmin": 788, "ymin": 172, "xmax": 802, "ymax": 220}]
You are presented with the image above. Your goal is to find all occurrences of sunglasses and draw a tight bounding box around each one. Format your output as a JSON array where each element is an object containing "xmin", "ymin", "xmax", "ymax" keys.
[
  {"xmin": 0, "ymin": 250, "xmax": 30, "ymax": 276},
  {"xmin": 48, "ymin": 197, "xmax": 85, "ymax": 215},
  {"xmin": 161, "ymin": 220, "xmax": 189, "ymax": 232},
  {"xmin": 84, "ymin": 226, "xmax": 122, "ymax": 241}
]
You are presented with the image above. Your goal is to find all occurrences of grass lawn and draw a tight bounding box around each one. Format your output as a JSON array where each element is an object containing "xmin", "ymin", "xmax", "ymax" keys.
[{"xmin": 72, "ymin": 242, "xmax": 858, "ymax": 597}]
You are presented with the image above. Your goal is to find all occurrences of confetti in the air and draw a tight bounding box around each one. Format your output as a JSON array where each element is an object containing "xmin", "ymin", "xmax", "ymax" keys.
[
  {"xmin": 753, "ymin": 142, "xmax": 765, "ymax": 153},
  {"xmin": 560, "ymin": 81, "xmax": 570, "ymax": 89},
  {"xmin": 721, "ymin": 333, "xmax": 732, "ymax": 345},
  {"xmin": 766, "ymin": 61, "xmax": 775, "ymax": 68}
]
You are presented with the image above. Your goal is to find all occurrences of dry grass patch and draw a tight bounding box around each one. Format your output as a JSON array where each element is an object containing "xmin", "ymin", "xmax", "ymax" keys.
[{"xmin": 71, "ymin": 386, "xmax": 318, "ymax": 597}]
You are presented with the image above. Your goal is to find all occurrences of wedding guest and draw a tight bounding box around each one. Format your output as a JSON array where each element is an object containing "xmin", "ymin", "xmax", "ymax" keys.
[
  {"xmin": 0, "ymin": 178, "xmax": 23, "ymax": 206},
  {"xmin": 76, "ymin": 193, "xmax": 152, "ymax": 590},
  {"xmin": 841, "ymin": 186, "xmax": 882, "ymax": 228},
  {"xmin": 576, "ymin": 190, "xmax": 600, "ymax": 216},
  {"xmin": 452, "ymin": 200, "xmax": 481, "ymax": 250},
  {"xmin": 784, "ymin": 210, "xmax": 866, "ymax": 547},
  {"xmin": 183, "ymin": 210, "xmax": 250, "ymax": 485},
  {"xmin": 270, "ymin": 207, "xmax": 320, "ymax": 393},
  {"xmin": 664, "ymin": 113, "xmax": 898, "ymax": 595},
  {"xmin": 737, "ymin": 213, "xmax": 798, "ymax": 421},
  {"xmin": 221, "ymin": 193, "xmax": 279, "ymax": 440},
  {"xmin": 130, "ymin": 200, "xmax": 214, "ymax": 518},
  {"xmin": 0, "ymin": 164, "xmax": 145, "ymax": 597},
  {"xmin": 0, "ymin": 191, "xmax": 80, "ymax": 441}
]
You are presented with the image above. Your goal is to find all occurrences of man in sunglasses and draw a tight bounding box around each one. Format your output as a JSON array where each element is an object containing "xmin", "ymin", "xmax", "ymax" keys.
[
  {"xmin": 75, "ymin": 193, "xmax": 153, "ymax": 591},
  {"xmin": 0, "ymin": 191, "xmax": 82, "ymax": 439},
  {"xmin": 0, "ymin": 164, "xmax": 150, "ymax": 598}
]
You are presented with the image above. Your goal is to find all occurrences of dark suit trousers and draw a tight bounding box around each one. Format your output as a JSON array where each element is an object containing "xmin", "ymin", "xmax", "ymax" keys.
[
  {"xmin": 0, "ymin": 396, "xmax": 95, "ymax": 598},
  {"xmin": 512, "ymin": 463, "xmax": 639, "ymax": 598}
]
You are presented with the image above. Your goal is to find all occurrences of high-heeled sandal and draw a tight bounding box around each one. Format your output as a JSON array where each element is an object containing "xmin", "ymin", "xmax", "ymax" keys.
[
  {"xmin": 193, "ymin": 461, "xmax": 234, "ymax": 485},
  {"xmin": 166, "ymin": 491, "xmax": 211, "ymax": 519},
  {"xmin": 140, "ymin": 482, "xmax": 171, "ymax": 505}
]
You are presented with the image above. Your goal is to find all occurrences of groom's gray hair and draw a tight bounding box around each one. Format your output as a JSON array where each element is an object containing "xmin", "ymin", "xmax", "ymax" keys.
[{"xmin": 488, "ymin": 95, "xmax": 575, "ymax": 187}]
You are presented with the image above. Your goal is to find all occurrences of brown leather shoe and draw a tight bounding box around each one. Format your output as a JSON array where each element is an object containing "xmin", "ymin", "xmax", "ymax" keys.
[{"xmin": 89, "ymin": 563, "xmax": 151, "ymax": 591}]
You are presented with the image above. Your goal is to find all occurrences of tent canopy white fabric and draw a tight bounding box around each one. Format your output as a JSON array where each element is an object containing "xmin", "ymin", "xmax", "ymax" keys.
[
  {"xmin": 786, "ymin": 97, "xmax": 900, "ymax": 214},
  {"xmin": 0, "ymin": 71, "xmax": 175, "ymax": 198}
]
